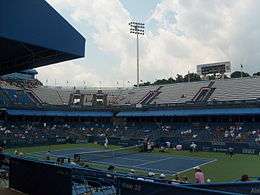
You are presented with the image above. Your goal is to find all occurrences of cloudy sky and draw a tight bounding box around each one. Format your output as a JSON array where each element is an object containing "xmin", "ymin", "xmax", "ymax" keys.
[{"xmin": 37, "ymin": 0, "xmax": 260, "ymax": 87}]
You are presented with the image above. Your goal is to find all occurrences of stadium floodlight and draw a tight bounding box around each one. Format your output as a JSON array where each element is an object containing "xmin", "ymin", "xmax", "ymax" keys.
[
  {"xmin": 129, "ymin": 22, "xmax": 145, "ymax": 87},
  {"xmin": 240, "ymin": 64, "xmax": 244, "ymax": 78}
]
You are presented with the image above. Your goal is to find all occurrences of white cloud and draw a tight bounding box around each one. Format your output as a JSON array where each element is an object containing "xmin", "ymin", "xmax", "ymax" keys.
[
  {"xmin": 39, "ymin": 0, "xmax": 260, "ymax": 87},
  {"xmin": 147, "ymin": 0, "xmax": 260, "ymax": 75},
  {"xmin": 36, "ymin": 60, "xmax": 102, "ymax": 87}
]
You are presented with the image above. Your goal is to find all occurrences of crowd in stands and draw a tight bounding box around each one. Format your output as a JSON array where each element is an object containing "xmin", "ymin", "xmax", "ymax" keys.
[
  {"xmin": 0, "ymin": 120, "xmax": 259, "ymax": 149},
  {"xmin": 157, "ymin": 122, "xmax": 260, "ymax": 146},
  {"xmin": 0, "ymin": 78, "xmax": 42, "ymax": 89},
  {"xmin": 0, "ymin": 121, "xmax": 88, "ymax": 146}
]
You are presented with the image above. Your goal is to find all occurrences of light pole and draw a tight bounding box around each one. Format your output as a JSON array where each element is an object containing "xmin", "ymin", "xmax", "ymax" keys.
[
  {"xmin": 129, "ymin": 22, "xmax": 145, "ymax": 88},
  {"xmin": 240, "ymin": 64, "xmax": 244, "ymax": 78}
]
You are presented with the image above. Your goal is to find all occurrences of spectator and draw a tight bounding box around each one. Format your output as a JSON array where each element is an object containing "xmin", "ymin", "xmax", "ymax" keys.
[
  {"xmin": 148, "ymin": 172, "xmax": 155, "ymax": 177},
  {"xmin": 0, "ymin": 144, "xmax": 4, "ymax": 154},
  {"xmin": 129, "ymin": 169, "xmax": 135, "ymax": 175},
  {"xmin": 182, "ymin": 176, "xmax": 189, "ymax": 183},
  {"xmin": 46, "ymin": 150, "xmax": 51, "ymax": 160},
  {"xmin": 0, "ymin": 146, "xmax": 4, "ymax": 169},
  {"xmin": 241, "ymin": 174, "xmax": 250, "ymax": 182},
  {"xmin": 227, "ymin": 147, "xmax": 234, "ymax": 157},
  {"xmin": 174, "ymin": 174, "xmax": 180, "ymax": 182},
  {"xmin": 107, "ymin": 165, "xmax": 115, "ymax": 172},
  {"xmin": 159, "ymin": 173, "xmax": 166, "ymax": 179},
  {"xmin": 194, "ymin": 167, "xmax": 205, "ymax": 184}
]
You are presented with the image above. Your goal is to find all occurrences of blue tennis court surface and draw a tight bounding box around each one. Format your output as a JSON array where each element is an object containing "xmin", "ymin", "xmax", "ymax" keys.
[{"xmin": 34, "ymin": 147, "xmax": 216, "ymax": 174}]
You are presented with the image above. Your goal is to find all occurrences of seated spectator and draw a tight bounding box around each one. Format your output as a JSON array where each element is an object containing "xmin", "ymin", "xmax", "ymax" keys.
[
  {"xmin": 176, "ymin": 145, "xmax": 182, "ymax": 151},
  {"xmin": 148, "ymin": 172, "xmax": 155, "ymax": 177},
  {"xmin": 173, "ymin": 174, "xmax": 180, "ymax": 182},
  {"xmin": 159, "ymin": 146, "xmax": 166, "ymax": 153},
  {"xmin": 241, "ymin": 174, "xmax": 250, "ymax": 182},
  {"xmin": 182, "ymin": 176, "xmax": 189, "ymax": 183},
  {"xmin": 107, "ymin": 165, "xmax": 115, "ymax": 172},
  {"xmin": 159, "ymin": 173, "xmax": 166, "ymax": 179},
  {"xmin": 0, "ymin": 146, "xmax": 4, "ymax": 153},
  {"xmin": 129, "ymin": 169, "xmax": 135, "ymax": 175}
]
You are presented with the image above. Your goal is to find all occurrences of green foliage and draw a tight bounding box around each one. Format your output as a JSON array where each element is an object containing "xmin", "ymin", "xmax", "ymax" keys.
[
  {"xmin": 135, "ymin": 69, "xmax": 257, "ymax": 87},
  {"xmin": 175, "ymin": 74, "xmax": 184, "ymax": 83},
  {"xmin": 139, "ymin": 81, "xmax": 151, "ymax": 86},
  {"xmin": 230, "ymin": 71, "xmax": 250, "ymax": 78},
  {"xmin": 184, "ymin": 73, "xmax": 202, "ymax": 82},
  {"xmin": 153, "ymin": 77, "xmax": 175, "ymax": 85},
  {"xmin": 152, "ymin": 73, "xmax": 201, "ymax": 86},
  {"xmin": 253, "ymin": 72, "xmax": 260, "ymax": 76}
]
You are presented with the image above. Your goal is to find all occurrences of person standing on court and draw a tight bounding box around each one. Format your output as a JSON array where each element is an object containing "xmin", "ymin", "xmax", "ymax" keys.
[
  {"xmin": 104, "ymin": 137, "xmax": 109, "ymax": 149},
  {"xmin": 194, "ymin": 167, "xmax": 205, "ymax": 184},
  {"xmin": 190, "ymin": 142, "xmax": 197, "ymax": 152}
]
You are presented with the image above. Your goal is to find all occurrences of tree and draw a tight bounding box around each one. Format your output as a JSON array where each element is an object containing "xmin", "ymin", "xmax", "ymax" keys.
[
  {"xmin": 207, "ymin": 75, "xmax": 216, "ymax": 80},
  {"xmin": 253, "ymin": 72, "xmax": 260, "ymax": 76},
  {"xmin": 153, "ymin": 79, "xmax": 169, "ymax": 85},
  {"xmin": 175, "ymin": 74, "xmax": 184, "ymax": 83},
  {"xmin": 184, "ymin": 73, "xmax": 201, "ymax": 82},
  {"xmin": 207, "ymin": 74, "xmax": 229, "ymax": 80},
  {"xmin": 167, "ymin": 77, "xmax": 175, "ymax": 84},
  {"xmin": 139, "ymin": 81, "xmax": 151, "ymax": 86},
  {"xmin": 230, "ymin": 71, "xmax": 250, "ymax": 78}
]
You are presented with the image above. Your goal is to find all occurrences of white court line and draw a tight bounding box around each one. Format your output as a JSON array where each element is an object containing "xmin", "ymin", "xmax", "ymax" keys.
[
  {"xmin": 30, "ymin": 148, "xmax": 104, "ymax": 157},
  {"xmin": 88, "ymin": 160, "xmax": 174, "ymax": 174},
  {"xmin": 174, "ymin": 158, "xmax": 218, "ymax": 175},
  {"xmin": 134, "ymin": 157, "xmax": 174, "ymax": 167},
  {"xmin": 30, "ymin": 148, "xmax": 218, "ymax": 175},
  {"xmin": 116, "ymin": 156, "xmax": 147, "ymax": 162}
]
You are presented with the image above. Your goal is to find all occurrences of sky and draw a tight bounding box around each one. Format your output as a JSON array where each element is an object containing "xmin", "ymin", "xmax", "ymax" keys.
[{"xmin": 37, "ymin": 0, "xmax": 260, "ymax": 87}]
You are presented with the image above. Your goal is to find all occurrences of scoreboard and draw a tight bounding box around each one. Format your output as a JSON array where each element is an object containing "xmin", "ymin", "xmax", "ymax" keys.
[{"xmin": 197, "ymin": 61, "xmax": 231, "ymax": 75}]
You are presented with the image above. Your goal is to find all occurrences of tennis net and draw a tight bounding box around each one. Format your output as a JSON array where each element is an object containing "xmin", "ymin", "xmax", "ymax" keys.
[{"xmin": 74, "ymin": 145, "xmax": 141, "ymax": 162}]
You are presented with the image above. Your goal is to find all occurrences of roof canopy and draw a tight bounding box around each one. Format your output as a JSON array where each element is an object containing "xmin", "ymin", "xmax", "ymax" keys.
[
  {"xmin": 0, "ymin": 0, "xmax": 85, "ymax": 75},
  {"xmin": 116, "ymin": 108, "xmax": 260, "ymax": 117},
  {"xmin": 7, "ymin": 109, "xmax": 113, "ymax": 117},
  {"xmin": 19, "ymin": 69, "xmax": 38, "ymax": 75}
]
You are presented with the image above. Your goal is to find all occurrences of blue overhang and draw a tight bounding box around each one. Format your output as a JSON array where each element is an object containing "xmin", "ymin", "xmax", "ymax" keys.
[
  {"xmin": 116, "ymin": 108, "xmax": 260, "ymax": 117},
  {"xmin": 6, "ymin": 109, "xmax": 113, "ymax": 117},
  {"xmin": 0, "ymin": 0, "xmax": 85, "ymax": 75}
]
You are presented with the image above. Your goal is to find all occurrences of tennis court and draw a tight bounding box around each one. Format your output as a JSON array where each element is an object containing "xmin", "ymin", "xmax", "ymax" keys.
[{"xmin": 34, "ymin": 146, "xmax": 216, "ymax": 174}]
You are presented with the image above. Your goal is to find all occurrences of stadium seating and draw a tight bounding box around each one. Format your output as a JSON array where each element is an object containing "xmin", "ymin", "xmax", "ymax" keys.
[
  {"xmin": 32, "ymin": 86, "xmax": 64, "ymax": 105},
  {"xmin": 210, "ymin": 77, "xmax": 260, "ymax": 101},
  {"xmin": 151, "ymin": 81, "xmax": 210, "ymax": 104},
  {"xmin": 2, "ymin": 89, "xmax": 33, "ymax": 105},
  {"xmin": 2, "ymin": 76, "xmax": 259, "ymax": 107}
]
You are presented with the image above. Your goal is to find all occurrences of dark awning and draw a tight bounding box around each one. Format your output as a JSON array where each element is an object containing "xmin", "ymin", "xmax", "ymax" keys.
[
  {"xmin": 0, "ymin": 0, "xmax": 85, "ymax": 75},
  {"xmin": 7, "ymin": 109, "xmax": 113, "ymax": 117},
  {"xmin": 116, "ymin": 108, "xmax": 260, "ymax": 117}
]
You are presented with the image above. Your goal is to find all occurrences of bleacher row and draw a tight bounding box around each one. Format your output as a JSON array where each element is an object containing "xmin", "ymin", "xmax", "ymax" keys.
[
  {"xmin": 1, "ymin": 76, "xmax": 260, "ymax": 106},
  {"xmin": 0, "ymin": 120, "xmax": 259, "ymax": 149}
]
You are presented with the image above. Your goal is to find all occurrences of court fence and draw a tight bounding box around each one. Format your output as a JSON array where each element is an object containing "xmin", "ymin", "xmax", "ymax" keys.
[{"xmin": 1, "ymin": 154, "xmax": 260, "ymax": 195}]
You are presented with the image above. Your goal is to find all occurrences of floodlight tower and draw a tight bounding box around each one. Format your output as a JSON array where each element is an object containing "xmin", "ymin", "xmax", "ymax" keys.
[{"xmin": 129, "ymin": 22, "xmax": 145, "ymax": 88}]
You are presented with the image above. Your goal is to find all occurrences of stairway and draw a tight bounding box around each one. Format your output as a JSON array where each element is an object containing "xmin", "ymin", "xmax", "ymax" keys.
[
  {"xmin": 138, "ymin": 86, "xmax": 163, "ymax": 105},
  {"xmin": 26, "ymin": 90, "xmax": 43, "ymax": 105},
  {"xmin": 192, "ymin": 81, "xmax": 215, "ymax": 103}
]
